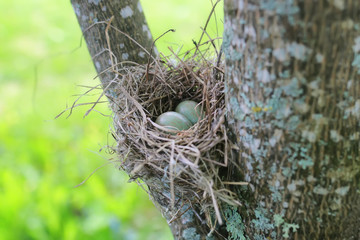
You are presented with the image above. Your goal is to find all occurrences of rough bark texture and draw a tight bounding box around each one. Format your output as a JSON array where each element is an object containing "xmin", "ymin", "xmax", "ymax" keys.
[
  {"xmin": 224, "ymin": 0, "xmax": 360, "ymax": 239},
  {"xmin": 71, "ymin": 1, "xmax": 208, "ymax": 239},
  {"xmin": 72, "ymin": 0, "xmax": 153, "ymax": 95}
]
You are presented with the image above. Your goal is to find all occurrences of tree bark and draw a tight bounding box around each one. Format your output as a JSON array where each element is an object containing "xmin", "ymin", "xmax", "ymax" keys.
[
  {"xmin": 224, "ymin": 0, "xmax": 360, "ymax": 239},
  {"xmin": 71, "ymin": 0, "xmax": 154, "ymax": 97}
]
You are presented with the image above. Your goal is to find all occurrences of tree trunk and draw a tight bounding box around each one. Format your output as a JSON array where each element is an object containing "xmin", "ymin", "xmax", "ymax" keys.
[
  {"xmin": 71, "ymin": 0, "xmax": 154, "ymax": 98},
  {"xmin": 224, "ymin": 0, "xmax": 360, "ymax": 239},
  {"xmin": 72, "ymin": 0, "xmax": 360, "ymax": 239}
]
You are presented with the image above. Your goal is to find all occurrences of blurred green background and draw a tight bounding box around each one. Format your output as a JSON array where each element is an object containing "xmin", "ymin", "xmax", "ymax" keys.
[{"xmin": 0, "ymin": 0, "xmax": 223, "ymax": 239}]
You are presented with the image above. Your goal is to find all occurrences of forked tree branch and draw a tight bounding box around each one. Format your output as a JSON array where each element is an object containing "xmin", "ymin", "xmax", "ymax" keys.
[{"xmin": 71, "ymin": 1, "xmax": 210, "ymax": 239}]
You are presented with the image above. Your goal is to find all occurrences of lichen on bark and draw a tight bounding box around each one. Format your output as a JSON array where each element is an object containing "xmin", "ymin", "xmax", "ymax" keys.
[{"xmin": 224, "ymin": 0, "xmax": 360, "ymax": 239}]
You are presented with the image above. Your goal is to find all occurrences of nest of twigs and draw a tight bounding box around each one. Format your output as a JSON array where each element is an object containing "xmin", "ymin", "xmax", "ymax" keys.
[{"xmin": 111, "ymin": 50, "xmax": 242, "ymax": 225}]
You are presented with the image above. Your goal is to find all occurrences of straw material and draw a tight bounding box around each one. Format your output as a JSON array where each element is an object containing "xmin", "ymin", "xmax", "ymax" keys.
[{"xmin": 110, "ymin": 51, "xmax": 245, "ymax": 225}]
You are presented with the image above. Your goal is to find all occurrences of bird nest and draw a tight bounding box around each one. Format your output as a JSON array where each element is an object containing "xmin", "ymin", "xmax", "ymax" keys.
[{"xmin": 110, "ymin": 51, "xmax": 243, "ymax": 226}]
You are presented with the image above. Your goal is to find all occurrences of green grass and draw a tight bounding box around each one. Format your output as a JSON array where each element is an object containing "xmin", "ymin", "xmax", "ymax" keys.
[{"xmin": 0, "ymin": 0, "xmax": 223, "ymax": 239}]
